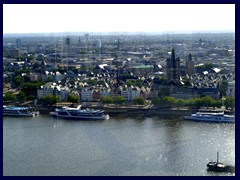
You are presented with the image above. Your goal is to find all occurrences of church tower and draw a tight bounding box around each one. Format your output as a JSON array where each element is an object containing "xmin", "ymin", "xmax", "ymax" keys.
[
  {"xmin": 41, "ymin": 58, "xmax": 46, "ymax": 74},
  {"xmin": 186, "ymin": 53, "xmax": 194, "ymax": 76},
  {"xmin": 166, "ymin": 48, "xmax": 180, "ymax": 85},
  {"xmin": 41, "ymin": 58, "xmax": 47, "ymax": 80}
]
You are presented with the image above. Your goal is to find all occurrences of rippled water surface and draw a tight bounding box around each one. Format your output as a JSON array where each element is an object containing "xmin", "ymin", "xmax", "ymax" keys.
[{"xmin": 3, "ymin": 114, "xmax": 235, "ymax": 176}]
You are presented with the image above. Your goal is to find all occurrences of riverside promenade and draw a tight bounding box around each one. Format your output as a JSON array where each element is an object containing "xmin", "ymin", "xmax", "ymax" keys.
[{"xmin": 35, "ymin": 102, "xmax": 197, "ymax": 117}]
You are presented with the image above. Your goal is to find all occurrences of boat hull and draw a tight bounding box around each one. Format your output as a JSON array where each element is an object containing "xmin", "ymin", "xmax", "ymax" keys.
[
  {"xmin": 184, "ymin": 116, "xmax": 234, "ymax": 123},
  {"xmin": 3, "ymin": 111, "xmax": 39, "ymax": 117},
  {"xmin": 207, "ymin": 162, "xmax": 235, "ymax": 173},
  {"xmin": 3, "ymin": 113, "xmax": 34, "ymax": 117},
  {"xmin": 51, "ymin": 112, "xmax": 109, "ymax": 120},
  {"xmin": 3, "ymin": 106, "xmax": 39, "ymax": 117}
]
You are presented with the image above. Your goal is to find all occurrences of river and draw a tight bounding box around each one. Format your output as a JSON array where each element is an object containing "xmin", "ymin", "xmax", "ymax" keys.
[{"xmin": 3, "ymin": 114, "xmax": 235, "ymax": 176}]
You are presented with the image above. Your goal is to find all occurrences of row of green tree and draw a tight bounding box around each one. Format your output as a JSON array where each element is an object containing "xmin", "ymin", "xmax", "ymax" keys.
[
  {"xmin": 101, "ymin": 96, "xmax": 145, "ymax": 105},
  {"xmin": 196, "ymin": 63, "xmax": 214, "ymax": 72},
  {"xmin": 152, "ymin": 95, "xmax": 235, "ymax": 109},
  {"xmin": 3, "ymin": 92, "xmax": 34, "ymax": 102},
  {"xmin": 126, "ymin": 80, "xmax": 144, "ymax": 87},
  {"xmin": 3, "ymin": 92, "xmax": 78, "ymax": 105},
  {"xmin": 39, "ymin": 94, "xmax": 145, "ymax": 106},
  {"xmin": 4, "ymin": 92, "xmax": 234, "ymax": 110},
  {"xmin": 40, "ymin": 93, "xmax": 80, "ymax": 105}
]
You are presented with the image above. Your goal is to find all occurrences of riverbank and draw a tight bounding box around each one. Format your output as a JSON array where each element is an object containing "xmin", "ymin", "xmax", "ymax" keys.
[
  {"xmin": 13, "ymin": 101, "xmax": 234, "ymax": 117},
  {"xmin": 35, "ymin": 103, "xmax": 198, "ymax": 117}
]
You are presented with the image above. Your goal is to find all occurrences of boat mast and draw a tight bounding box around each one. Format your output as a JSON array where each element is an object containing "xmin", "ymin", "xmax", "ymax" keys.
[{"xmin": 217, "ymin": 152, "xmax": 219, "ymax": 164}]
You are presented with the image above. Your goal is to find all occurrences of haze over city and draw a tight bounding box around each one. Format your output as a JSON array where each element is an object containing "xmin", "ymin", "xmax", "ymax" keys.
[{"xmin": 3, "ymin": 4, "xmax": 235, "ymax": 34}]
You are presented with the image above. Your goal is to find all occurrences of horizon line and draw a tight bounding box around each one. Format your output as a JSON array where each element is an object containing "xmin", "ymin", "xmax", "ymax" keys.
[{"xmin": 3, "ymin": 30, "xmax": 235, "ymax": 36}]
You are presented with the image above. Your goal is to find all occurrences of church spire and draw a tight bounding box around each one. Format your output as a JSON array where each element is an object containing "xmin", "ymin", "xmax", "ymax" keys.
[
  {"xmin": 166, "ymin": 48, "xmax": 180, "ymax": 85},
  {"xmin": 170, "ymin": 48, "xmax": 176, "ymax": 68},
  {"xmin": 41, "ymin": 58, "xmax": 46, "ymax": 75},
  {"xmin": 171, "ymin": 48, "xmax": 175, "ymax": 61},
  {"xmin": 188, "ymin": 53, "xmax": 192, "ymax": 61}
]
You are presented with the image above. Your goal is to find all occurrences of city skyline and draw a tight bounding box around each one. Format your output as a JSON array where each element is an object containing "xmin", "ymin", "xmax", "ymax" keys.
[{"xmin": 3, "ymin": 4, "xmax": 235, "ymax": 34}]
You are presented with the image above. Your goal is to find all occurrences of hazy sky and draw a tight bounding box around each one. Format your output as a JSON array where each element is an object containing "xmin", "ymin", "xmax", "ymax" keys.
[{"xmin": 3, "ymin": 4, "xmax": 235, "ymax": 34}]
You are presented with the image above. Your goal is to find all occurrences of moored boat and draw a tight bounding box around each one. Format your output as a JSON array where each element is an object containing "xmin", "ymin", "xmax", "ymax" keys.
[
  {"xmin": 184, "ymin": 109, "xmax": 234, "ymax": 123},
  {"xmin": 3, "ymin": 105, "xmax": 39, "ymax": 117},
  {"xmin": 50, "ymin": 105, "xmax": 109, "ymax": 120}
]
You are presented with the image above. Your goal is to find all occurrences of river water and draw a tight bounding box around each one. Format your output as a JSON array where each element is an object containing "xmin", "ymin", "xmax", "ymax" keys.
[{"xmin": 3, "ymin": 114, "xmax": 235, "ymax": 176}]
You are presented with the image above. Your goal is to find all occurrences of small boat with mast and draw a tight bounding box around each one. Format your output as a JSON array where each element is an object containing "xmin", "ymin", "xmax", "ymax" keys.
[{"xmin": 207, "ymin": 152, "xmax": 235, "ymax": 173}]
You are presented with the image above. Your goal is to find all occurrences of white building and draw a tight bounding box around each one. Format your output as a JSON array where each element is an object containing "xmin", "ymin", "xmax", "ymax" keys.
[
  {"xmin": 81, "ymin": 89, "xmax": 94, "ymax": 102},
  {"xmin": 37, "ymin": 83, "xmax": 54, "ymax": 99},
  {"xmin": 120, "ymin": 86, "xmax": 141, "ymax": 101},
  {"xmin": 59, "ymin": 87, "xmax": 70, "ymax": 101},
  {"xmin": 128, "ymin": 86, "xmax": 141, "ymax": 101},
  {"xmin": 37, "ymin": 82, "xmax": 70, "ymax": 101}
]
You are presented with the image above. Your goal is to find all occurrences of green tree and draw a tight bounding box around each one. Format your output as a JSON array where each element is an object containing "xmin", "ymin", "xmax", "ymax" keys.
[
  {"xmin": 163, "ymin": 96, "xmax": 177, "ymax": 106},
  {"xmin": 113, "ymin": 95, "xmax": 125, "ymax": 105},
  {"xmin": 126, "ymin": 80, "xmax": 144, "ymax": 87},
  {"xmin": 195, "ymin": 96, "xmax": 215, "ymax": 107},
  {"xmin": 18, "ymin": 91, "xmax": 27, "ymax": 102},
  {"xmin": 27, "ymin": 95, "xmax": 35, "ymax": 101},
  {"xmin": 14, "ymin": 69, "xmax": 30, "ymax": 76},
  {"xmin": 40, "ymin": 94, "xmax": 61, "ymax": 105},
  {"xmin": 211, "ymin": 99, "xmax": 221, "ymax": 108},
  {"xmin": 27, "ymin": 54, "xmax": 35, "ymax": 60},
  {"xmin": 185, "ymin": 98, "xmax": 197, "ymax": 106},
  {"xmin": 196, "ymin": 63, "xmax": 214, "ymax": 72},
  {"xmin": 175, "ymin": 98, "xmax": 185, "ymax": 107},
  {"xmin": 14, "ymin": 75, "xmax": 25, "ymax": 87},
  {"xmin": 101, "ymin": 96, "xmax": 113, "ymax": 104},
  {"xmin": 200, "ymin": 96, "xmax": 213, "ymax": 107},
  {"xmin": 133, "ymin": 97, "xmax": 145, "ymax": 105},
  {"xmin": 152, "ymin": 96, "xmax": 178, "ymax": 106},
  {"xmin": 3, "ymin": 92, "xmax": 17, "ymax": 102},
  {"xmin": 23, "ymin": 74, "xmax": 31, "ymax": 83},
  {"xmin": 160, "ymin": 75, "xmax": 167, "ymax": 81},
  {"xmin": 3, "ymin": 49, "xmax": 10, "ymax": 58},
  {"xmin": 86, "ymin": 79, "xmax": 97, "ymax": 85},
  {"xmin": 20, "ymin": 80, "xmax": 45, "ymax": 97},
  {"xmin": 219, "ymin": 80, "xmax": 228, "ymax": 98},
  {"xmin": 224, "ymin": 96, "xmax": 235, "ymax": 110},
  {"xmin": 67, "ymin": 93, "xmax": 79, "ymax": 103},
  {"xmin": 80, "ymin": 51, "xmax": 88, "ymax": 54},
  {"xmin": 151, "ymin": 98, "xmax": 161, "ymax": 106},
  {"xmin": 152, "ymin": 96, "xmax": 222, "ymax": 108},
  {"xmin": 97, "ymin": 80, "xmax": 105, "ymax": 86}
]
